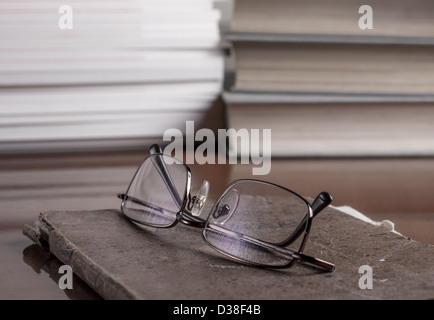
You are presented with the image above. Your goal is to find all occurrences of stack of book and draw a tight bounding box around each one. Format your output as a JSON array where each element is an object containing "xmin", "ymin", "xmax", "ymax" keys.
[
  {"xmin": 224, "ymin": 0, "xmax": 434, "ymax": 157},
  {"xmin": 0, "ymin": 0, "xmax": 223, "ymax": 153}
]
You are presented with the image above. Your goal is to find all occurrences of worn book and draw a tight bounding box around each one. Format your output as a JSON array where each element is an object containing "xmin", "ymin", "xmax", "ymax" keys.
[
  {"xmin": 23, "ymin": 205, "xmax": 434, "ymax": 299},
  {"xmin": 223, "ymin": 1, "xmax": 434, "ymax": 158},
  {"xmin": 223, "ymin": 91, "xmax": 434, "ymax": 157},
  {"xmin": 231, "ymin": 0, "xmax": 434, "ymax": 39},
  {"xmin": 226, "ymin": 35, "xmax": 434, "ymax": 95}
]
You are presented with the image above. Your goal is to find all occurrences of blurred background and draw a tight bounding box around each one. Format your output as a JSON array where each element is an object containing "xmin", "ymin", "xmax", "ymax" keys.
[
  {"xmin": 2, "ymin": 0, "xmax": 434, "ymax": 157},
  {"xmin": 0, "ymin": 0, "xmax": 232, "ymax": 154},
  {"xmin": 2, "ymin": 0, "xmax": 434, "ymax": 229}
]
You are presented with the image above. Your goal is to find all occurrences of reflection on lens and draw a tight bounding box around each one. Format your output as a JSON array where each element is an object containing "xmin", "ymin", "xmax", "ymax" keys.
[
  {"xmin": 121, "ymin": 154, "xmax": 188, "ymax": 227},
  {"xmin": 203, "ymin": 180, "xmax": 310, "ymax": 267},
  {"xmin": 204, "ymin": 224, "xmax": 294, "ymax": 267}
]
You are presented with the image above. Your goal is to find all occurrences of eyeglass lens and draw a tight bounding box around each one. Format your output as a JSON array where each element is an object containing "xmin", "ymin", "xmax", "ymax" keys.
[
  {"xmin": 203, "ymin": 181, "xmax": 309, "ymax": 267},
  {"xmin": 121, "ymin": 154, "xmax": 189, "ymax": 227}
]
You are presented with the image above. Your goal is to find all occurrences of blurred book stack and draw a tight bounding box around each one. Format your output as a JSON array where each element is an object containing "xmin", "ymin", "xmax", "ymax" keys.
[
  {"xmin": 0, "ymin": 0, "xmax": 224, "ymax": 154},
  {"xmin": 224, "ymin": 0, "xmax": 434, "ymax": 157}
]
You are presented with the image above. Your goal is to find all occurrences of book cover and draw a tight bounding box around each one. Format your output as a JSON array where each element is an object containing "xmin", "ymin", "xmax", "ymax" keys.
[{"xmin": 23, "ymin": 207, "xmax": 434, "ymax": 299}]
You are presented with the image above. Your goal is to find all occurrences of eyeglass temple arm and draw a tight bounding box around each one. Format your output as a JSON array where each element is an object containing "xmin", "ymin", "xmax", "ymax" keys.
[
  {"xmin": 213, "ymin": 225, "xmax": 335, "ymax": 272},
  {"xmin": 117, "ymin": 193, "xmax": 206, "ymax": 228},
  {"xmin": 249, "ymin": 233, "xmax": 335, "ymax": 272},
  {"xmin": 149, "ymin": 144, "xmax": 183, "ymax": 208},
  {"xmin": 281, "ymin": 192, "xmax": 334, "ymax": 270},
  {"xmin": 311, "ymin": 192, "xmax": 333, "ymax": 218},
  {"xmin": 295, "ymin": 252, "xmax": 335, "ymax": 272},
  {"xmin": 118, "ymin": 193, "xmax": 166, "ymax": 213},
  {"xmin": 244, "ymin": 228, "xmax": 335, "ymax": 272},
  {"xmin": 279, "ymin": 192, "xmax": 333, "ymax": 247},
  {"xmin": 245, "ymin": 230, "xmax": 335, "ymax": 272}
]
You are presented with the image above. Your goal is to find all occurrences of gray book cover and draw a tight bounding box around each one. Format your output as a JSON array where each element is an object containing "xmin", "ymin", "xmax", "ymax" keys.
[{"xmin": 23, "ymin": 207, "xmax": 434, "ymax": 299}]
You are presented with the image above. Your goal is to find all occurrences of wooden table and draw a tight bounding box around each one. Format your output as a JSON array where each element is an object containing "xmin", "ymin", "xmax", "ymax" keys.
[{"xmin": 1, "ymin": 151, "xmax": 434, "ymax": 299}]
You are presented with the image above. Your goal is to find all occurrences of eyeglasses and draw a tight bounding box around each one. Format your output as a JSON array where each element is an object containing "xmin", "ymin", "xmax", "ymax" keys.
[{"xmin": 117, "ymin": 144, "xmax": 335, "ymax": 272}]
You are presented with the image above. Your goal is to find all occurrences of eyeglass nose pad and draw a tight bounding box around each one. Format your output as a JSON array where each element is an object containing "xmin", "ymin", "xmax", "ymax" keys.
[
  {"xmin": 212, "ymin": 188, "xmax": 240, "ymax": 224},
  {"xmin": 191, "ymin": 180, "xmax": 210, "ymax": 217}
]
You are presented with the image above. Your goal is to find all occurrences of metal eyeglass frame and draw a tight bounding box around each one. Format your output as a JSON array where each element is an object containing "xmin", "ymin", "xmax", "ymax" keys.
[{"xmin": 118, "ymin": 144, "xmax": 335, "ymax": 272}]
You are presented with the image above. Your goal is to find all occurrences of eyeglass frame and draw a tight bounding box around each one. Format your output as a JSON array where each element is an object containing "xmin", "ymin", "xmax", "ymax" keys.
[{"xmin": 118, "ymin": 144, "xmax": 335, "ymax": 272}]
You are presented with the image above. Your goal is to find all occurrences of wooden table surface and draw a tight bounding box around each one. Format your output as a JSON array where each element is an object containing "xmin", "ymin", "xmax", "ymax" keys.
[{"xmin": 1, "ymin": 151, "xmax": 434, "ymax": 299}]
